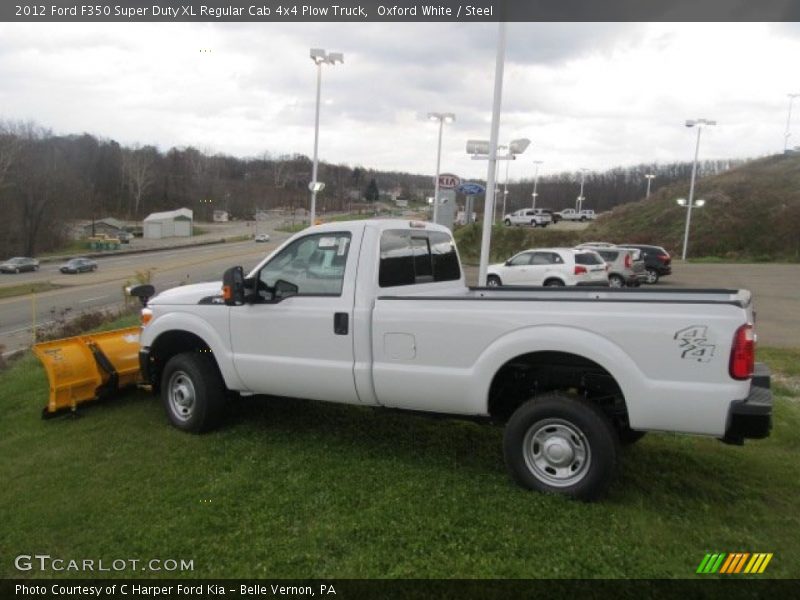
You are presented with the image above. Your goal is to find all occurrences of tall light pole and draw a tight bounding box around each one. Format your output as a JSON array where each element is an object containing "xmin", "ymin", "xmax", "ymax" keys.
[
  {"xmin": 576, "ymin": 168, "xmax": 588, "ymax": 211},
  {"xmin": 428, "ymin": 112, "xmax": 455, "ymax": 223},
  {"xmin": 682, "ymin": 118, "xmax": 716, "ymax": 260},
  {"xmin": 645, "ymin": 173, "xmax": 655, "ymax": 198},
  {"xmin": 493, "ymin": 144, "xmax": 507, "ymax": 223},
  {"xmin": 309, "ymin": 48, "xmax": 343, "ymax": 227},
  {"xmin": 785, "ymin": 93, "xmax": 800, "ymax": 153},
  {"xmin": 531, "ymin": 160, "xmax": 543, "ymax": 209},
  {"xmin": 502, "ymin": 154, "xmax": 511, "ymax": 220}
]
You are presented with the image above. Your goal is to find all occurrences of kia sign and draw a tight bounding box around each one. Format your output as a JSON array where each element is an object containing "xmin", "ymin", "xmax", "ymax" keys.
[
  {"xmin": 457, "ymin": 182, "xmax": 486, "ymax": 195},
  {"xmin": 437, "ymin": 173, "xmax": 461, "ymax": 189}
]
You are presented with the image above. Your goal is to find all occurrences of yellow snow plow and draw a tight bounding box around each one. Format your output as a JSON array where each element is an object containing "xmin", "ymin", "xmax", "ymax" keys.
[{"xmin": 33, "ymin": 326, "xmax": 143, "ymax": 418}]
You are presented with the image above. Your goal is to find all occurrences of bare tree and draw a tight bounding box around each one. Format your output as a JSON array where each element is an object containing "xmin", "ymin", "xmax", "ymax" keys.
[{"xmin": 122, "ymin": 145, "xmax": 157, "ymax": 217}]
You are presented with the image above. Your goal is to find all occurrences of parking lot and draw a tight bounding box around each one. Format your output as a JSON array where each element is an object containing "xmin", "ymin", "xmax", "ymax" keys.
[{"xmin": 464, "ymin": 262, "xmax": 800, "ymax": 348}]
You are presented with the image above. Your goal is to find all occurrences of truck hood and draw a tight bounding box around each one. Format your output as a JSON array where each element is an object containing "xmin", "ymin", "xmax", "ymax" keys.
[{"xmin": 149, "ymin": 281, "xmax": 223, "ymax": 305}]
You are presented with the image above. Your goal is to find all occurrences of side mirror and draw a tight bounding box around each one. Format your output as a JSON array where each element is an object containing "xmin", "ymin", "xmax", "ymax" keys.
[
  {"xmin": 222, "ymin": 266, "xmax": 245, "ymax": 306},
  {"xmin": 505, "ymin": 260, "xmax": 512, "ymax": 266},
  {"xmin": 126, "ymin": 284, "xmax": 155, "ymax": 306},
  {"xmin": 274, "ymin": 279, "xmax": 298, "ymax": 301}
]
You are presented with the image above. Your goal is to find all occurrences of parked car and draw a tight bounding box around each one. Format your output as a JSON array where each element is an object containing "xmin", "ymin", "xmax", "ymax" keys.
[
  {"xmin": 503, "ymin": 209, "xmax": 552, "ymax": 228},
  {"xmin": 487, "ymin": 248, "xmax": 609, "ymax": 287},
  {"xmin": 59, "ymin": 258, "xmax": 98, "ymax": 274},
  {"xmin": 558, "ymin": 208, "xmax": 596, "ymax": 222},
  {"xmin": 254, "ymin": 233, "xmax": 271, "ymax": 243},
  {"xmin": 580, "ymin": 246, "xmax": 645, "ymax": 287},
  {"xmin": 576, "ymin": 241, "xmax": 616, "ymax": 249},
  {"xmin": 617, "ymin": 244, "xmax": 672, "ymax": 284},
  {"xmin": 0, "ymin": 257, "xmax": 39, "ymax": 273},
  {"xmin": 117, "ymin": 231, "xmax": 133, "ymax": 244}
]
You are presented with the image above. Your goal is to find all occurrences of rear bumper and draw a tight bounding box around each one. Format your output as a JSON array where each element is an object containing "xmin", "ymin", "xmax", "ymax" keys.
[{"xmin": 723, "ymin": 363, "xmax": 772, "ymax": 444}]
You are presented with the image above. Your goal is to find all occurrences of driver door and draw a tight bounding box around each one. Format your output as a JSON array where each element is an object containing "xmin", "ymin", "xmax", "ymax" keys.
[{"xmin": 229, "ymin": 230, "xmax": 360, "ymax": 405}]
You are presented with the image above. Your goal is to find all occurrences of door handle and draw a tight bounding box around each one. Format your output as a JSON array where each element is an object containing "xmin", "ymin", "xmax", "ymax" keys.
[{"xmin": 334, "ymin": 312, "xmax": 349, "ymax": 335}]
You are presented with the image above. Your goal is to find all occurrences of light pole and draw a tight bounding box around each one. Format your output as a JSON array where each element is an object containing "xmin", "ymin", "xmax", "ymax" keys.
[
  {"xmin": 502, "ymin": 154, "xmax": 511, "ymax": 220},
  {"xmin": 492, "ymin": 144, "xmax": 507, "ymax": 223},
  {"xmin": 645, "ymin": 173, "xmax": 655, "ymax": 198},
  {"xmin": 576, "ymin": 168, "xmax": 588, "ymax": 211},
  {"xmin": 531, "ymin": 160, "xmax": 543, "ymax": 209},
  {"xmin": 428, "ymin": 112, "xmax": 455, "ymax": 223},
  {"xmin": 682, "ymin": 118, "xmax": 716, "ymax": 260},
  {"xmin": 785, "ymin": 93, "xmax": 800, "ymax": 153},
  {"xmin": 309, "ymin": 48, "xmax": 343, "ymax": 227}
]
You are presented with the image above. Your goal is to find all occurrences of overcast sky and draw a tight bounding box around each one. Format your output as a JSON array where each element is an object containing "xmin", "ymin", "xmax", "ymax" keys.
[{"xmin": 1, "ymin": 22, "xmax": 799, "ymax": 181}]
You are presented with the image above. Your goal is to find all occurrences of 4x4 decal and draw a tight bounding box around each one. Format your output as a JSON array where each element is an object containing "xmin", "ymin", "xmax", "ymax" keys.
[{"xmin": 674, "ymin": 325, "xmax": 716, "ymax": 362}]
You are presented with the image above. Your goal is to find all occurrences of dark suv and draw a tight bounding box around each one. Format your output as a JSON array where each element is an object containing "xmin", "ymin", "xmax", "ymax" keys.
[{"xmin": 618, "ymin": 244, "xmax": 672, "ymax": 284}]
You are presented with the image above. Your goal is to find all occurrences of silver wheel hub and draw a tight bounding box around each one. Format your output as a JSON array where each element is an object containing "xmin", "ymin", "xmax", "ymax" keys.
[
  {"xmin": 523, "ymin": 418, "xmax": 591, "ymax": 487},
  {"xmin": 168, "ymin": 371, "xmax": 196, "ymax": 421}
]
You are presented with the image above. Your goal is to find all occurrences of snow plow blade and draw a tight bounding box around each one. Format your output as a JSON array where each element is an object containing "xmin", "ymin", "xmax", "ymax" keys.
[{"xmin": 33, "ymin": 326, "xmax": 142, "ymax": 418}]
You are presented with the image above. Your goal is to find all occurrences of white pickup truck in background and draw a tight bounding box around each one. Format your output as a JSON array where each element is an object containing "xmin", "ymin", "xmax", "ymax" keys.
[
  {"xmin": 503, "ymin": 209, "xmax": 552, "ymax": 227},
  {"xmin": 135, "ymin": 220, "xmax": 772, "ymax": 501}
]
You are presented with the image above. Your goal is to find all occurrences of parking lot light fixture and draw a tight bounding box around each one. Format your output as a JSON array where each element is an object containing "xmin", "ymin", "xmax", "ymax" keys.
[
  {"xmin": 531, "ymin": 160, "xmax": 543, "ymax": 209},
  {"xmin": 645, "ymin": 173, "xmax": 655, "ymax": 197},
  {"xmin": 682, "ymin": 118, "xmax": 715, "ymax": 260},
  {"xmin": 576, "ymin": 168, "xmax": 588, "ymax": 211},
  {"xmin": 428, "ymin": 112, "xmax": 456, "ymax": 223},
  {"xmin": 309, "ymin": 48, "xmax": 343, "ymax": 226}
]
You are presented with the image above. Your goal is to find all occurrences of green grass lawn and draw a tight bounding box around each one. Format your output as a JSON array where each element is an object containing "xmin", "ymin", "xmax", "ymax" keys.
[
  {"xmin": 1, "ymin": 337, "xmax": 798, "ymax": 579},
  {"xmin": 0, "ymin": 282, "xmax": 63, "ymax": 300}
]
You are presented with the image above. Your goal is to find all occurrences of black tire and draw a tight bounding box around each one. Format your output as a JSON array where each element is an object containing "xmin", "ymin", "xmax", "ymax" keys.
[
  {"xmin": 580, "ymin": 216, "xmax": 587, "ymax": 222},
  {"xmin": 504, "ymin": 219, "xmax": 512, "ymax": 226},
  {"xmin": 645, "ymin": 269, "xmax": 659, "ymax": 284},
  {"xmin": 161, "ymin": 351, "xmax": 226, "ymax": 433},
  {"xmin": 503, "ymin": 392, "xmax": 618, "ymax": 501},
  {"xmin": 544, "ymin": 279, "xmax": 565, "ymax": 287},
  {"xmin": 608, "ymin": 274, "xmax": 625, "ymax": 288},
  {"xmin": 14, "ymin": 268, "xmax": 19, "ymax": 274},
  {"xmin": 486, "ymin": 275, "xmax": 502, "ymax": 287},
  {"xmin": 530, "ymin": 220, "xmax": 538, "ymax": 228},
  {"xmin": 618, "ymin": 427, "xmax": 647, "ymax": 445}
]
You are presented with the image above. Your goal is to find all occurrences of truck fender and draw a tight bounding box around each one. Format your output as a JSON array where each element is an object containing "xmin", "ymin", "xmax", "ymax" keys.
[{"xmin": 469, "ymin": 325, "xmax": 648, "ymax": 424}]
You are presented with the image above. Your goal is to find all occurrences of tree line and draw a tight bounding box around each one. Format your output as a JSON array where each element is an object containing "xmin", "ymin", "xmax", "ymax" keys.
[{"xmin": 0, "ymin": 120, "xmax": 743, "ymax": 257}]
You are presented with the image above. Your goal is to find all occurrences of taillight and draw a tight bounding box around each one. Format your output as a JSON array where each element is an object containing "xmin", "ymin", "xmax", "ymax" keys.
[
  {"xmin": 624, "ymin": 253, "xmax": 632, "ymax": 269},
  {"xmin": 729, "ymin": 324, "xmax": 755, "ymax": 380},
  {"xmin": 574, "ymin": 265, "xmax": 587, "ymax": 275},
  {"xmin": 657, "ymin": 253, "xmax": 670, "ymax": 262}
]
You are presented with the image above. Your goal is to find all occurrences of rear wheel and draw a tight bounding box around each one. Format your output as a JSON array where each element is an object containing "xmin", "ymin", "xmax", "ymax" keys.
[
  {"xmin": 645, "ymin": 268, "xmax": 659, "ymax": 284},
  {"xmin": 544, "ymin": 279, "xmax": 564, "ymax": 287},
  {"xmin": 486, "ymin": 275, "xmax": 502, "ymax": 287},
  {"xmin": 503, "ymin": 393, "xmax": 618, "ymax": 501},
  {"xmin": 608, "ymin": 274, "xmax": 625, "ymax": 288},
  {"xmin": 161, "ymin": 352, "xmax": 226, "ymax": 433},
  {"xmin": 530, "ymin": 220, "xmax": 538, "ymax": 228}
]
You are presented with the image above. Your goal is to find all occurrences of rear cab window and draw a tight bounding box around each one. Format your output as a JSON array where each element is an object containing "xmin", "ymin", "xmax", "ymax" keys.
[{"xmin": 379, "ymin": 229, "xmax": 461, "ymax": 287}]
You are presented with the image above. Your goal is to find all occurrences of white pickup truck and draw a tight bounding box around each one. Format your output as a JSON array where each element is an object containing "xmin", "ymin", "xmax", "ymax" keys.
[{"xmin": 135, "ymin": 220, "xmax": 772, "ymax": 501}]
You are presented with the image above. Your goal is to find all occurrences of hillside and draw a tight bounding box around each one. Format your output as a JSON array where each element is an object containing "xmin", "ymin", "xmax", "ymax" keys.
[{"xmin": 587, "ymin": 153, "xmax": 800, "ymax": 260}]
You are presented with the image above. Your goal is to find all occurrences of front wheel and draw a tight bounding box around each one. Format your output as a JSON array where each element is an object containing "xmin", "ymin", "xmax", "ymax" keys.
[
  {"xmin": 503, "ymin": 393, "xmax": 618, "ymax": 501},
  {"xmin": 530, "ymin": 220, "xmax": 538, "ymax": 228},
  {"xmin": 486, "ymin": 275, "xmax": 502, "ymax": 287},
  {"xmin": 161, "ymin": 352, "xmax": 226, "ymax": 433},
  {"xmin": 504, "ymin": 219, "xmax": 512, "ymax": 226},
  {"xmin": 645, "ymin": 269, "xmax": 659, "ymax": 284}
]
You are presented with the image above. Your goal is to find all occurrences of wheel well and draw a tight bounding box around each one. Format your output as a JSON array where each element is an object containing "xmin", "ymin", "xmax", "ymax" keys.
[
  {"xmin": 146, "ymin": 330, "xmax": 213, "ymax": 391},
  {"xmin": 543, "ymin": 277, "xmax": 564, "ymax": 286},
  {"xmin": 487, "ymin": 351, "xmax": 628, "ymax": 427}
]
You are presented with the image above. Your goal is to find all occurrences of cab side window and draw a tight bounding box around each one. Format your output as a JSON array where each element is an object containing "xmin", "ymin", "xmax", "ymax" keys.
[{"xmin": 259, "ymin": 232, "xmax": 351, "ymax": 296}]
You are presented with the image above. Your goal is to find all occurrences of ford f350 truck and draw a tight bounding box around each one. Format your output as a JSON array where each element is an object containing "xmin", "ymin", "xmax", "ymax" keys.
[{"xmin": 136, "ymin": 220, "xmax": 772, "ymax": 500}]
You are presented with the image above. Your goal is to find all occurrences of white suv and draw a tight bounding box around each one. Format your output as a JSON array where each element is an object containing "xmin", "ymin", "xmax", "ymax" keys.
[
  {"xmin": 487, "ymin": 248, "xmax": 609, "ymax": 287},
  {"xmin": 503, "ymin": 209, "xmax": 552, "ymax": 228}
]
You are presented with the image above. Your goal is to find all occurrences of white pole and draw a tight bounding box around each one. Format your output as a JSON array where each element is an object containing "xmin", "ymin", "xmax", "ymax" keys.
[
  {"xmin": 310, "ymin": 62, "xmax": 322, "ymax": 226},
  {"xmin": 785, "ymin": 94, "xmax": 799, "ymax": 153},
  {"xmin": 577, "ymin": 170, "xmax": 585, "ymax": 211},
  {"xmin": 646, "ymin": 175, "xmax": 653, "ymax": 197},
  {"xmin": 433, "ymin": 117, "xmax": 444, "ymax": 223},
  {"xmin": 478, "ymin": 22, "xmax": 507, "ymax": 287},
  {"xmin": 531, "ymin": 162, "xmax": 541, "ymax": 209},
  {"xmin": 502, "ymin": 158, "xmax": 510, "ymax": 220},
  {"xmin": 493, "ymin": 154, "xmax": 502, "ymax": 224},
  {"xmin": 682, "ymin": 126, "xmax": 703, "ymax": 260}
]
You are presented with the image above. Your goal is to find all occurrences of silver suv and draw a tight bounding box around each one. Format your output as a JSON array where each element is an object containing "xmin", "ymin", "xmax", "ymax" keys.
[{"xmin": 578, "ymin": 246, "xmax": 646, "ymax": 287}]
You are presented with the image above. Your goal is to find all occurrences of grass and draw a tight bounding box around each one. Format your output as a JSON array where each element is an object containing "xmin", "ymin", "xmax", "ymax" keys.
[
  {"xmin": 454, "ymin": 223, "xmax": 582, "ymax": 264},
  {"xmin": 276, "ymin": 222, "xmax": 308, "ymax": 234},
  {"xmin": 0, "ymin": 281, "xmax": 63, "ymax": 299},
  {"xmin": 0, "ymin": 329, "xmax": 798, "ymax": 579}
]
